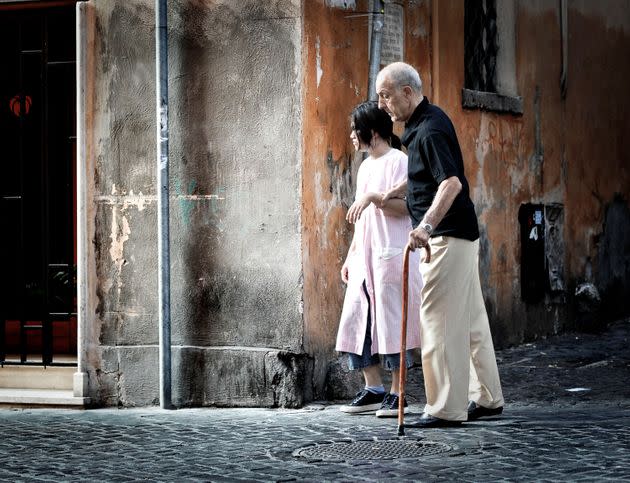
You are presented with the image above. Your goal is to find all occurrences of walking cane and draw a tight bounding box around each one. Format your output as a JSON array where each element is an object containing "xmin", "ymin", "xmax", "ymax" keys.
[{"xmin": 398, "ymin": 242, "xmax": 431, "ymax": 436}]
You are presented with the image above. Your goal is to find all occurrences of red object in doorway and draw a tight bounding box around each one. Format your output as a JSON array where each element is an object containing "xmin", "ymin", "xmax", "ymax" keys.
[
  {"xmin": 9, "ymin": 94, "xmax": 32, "ymax": 117},
  {"xmin": 3, "ymin": 319, "xmax": 77, "ymax": 356}
]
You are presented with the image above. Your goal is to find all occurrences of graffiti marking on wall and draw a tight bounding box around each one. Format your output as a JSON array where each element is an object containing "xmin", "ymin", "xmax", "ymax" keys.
[
  {"xmin": 174, "ymin": 179, "xmax": 226, "ymax": 229},
  {"xmin": 96, "ymin": 183, "xmax": 226, "ymax": 229},
  {"xmin": 469, "ymin": 115, "xmax": 528, "ymax": 201}
]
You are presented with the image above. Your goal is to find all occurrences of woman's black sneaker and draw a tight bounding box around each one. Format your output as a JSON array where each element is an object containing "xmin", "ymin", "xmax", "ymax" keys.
[
  {"xmin": 375, "ymin": 393, "xmax": 409, "ymax": 418},
  {"xmin": 340, "ymin": 389, "xmax": 386, "ymax": 414}
]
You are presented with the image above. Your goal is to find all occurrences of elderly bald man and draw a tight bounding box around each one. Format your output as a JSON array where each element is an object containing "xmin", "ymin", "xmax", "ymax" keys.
[{"xmin": 377, "ymin": 62, "xmax": 504, "ymax": 428}]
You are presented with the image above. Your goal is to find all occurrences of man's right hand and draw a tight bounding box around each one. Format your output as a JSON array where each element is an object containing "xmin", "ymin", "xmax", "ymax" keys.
[
  {"xmin": 408, "ymin": 226, "xmax": 430, "ymax": 251},
  {"xmin": 379, "ymin": 190, "xmax": 393, "ymax": 207}
]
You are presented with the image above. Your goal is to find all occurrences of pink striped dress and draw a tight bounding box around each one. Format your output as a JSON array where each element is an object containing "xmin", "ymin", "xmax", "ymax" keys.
[{"xmin": 336, "ymin": 148, "xmax": 422, "ymax": 356}]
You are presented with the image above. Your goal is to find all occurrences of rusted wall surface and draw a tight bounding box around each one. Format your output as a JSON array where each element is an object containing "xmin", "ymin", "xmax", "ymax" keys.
[
  {"xmin": 432, "ymin": 0, "xmax": 629, "ymax": 345},
  {"xmin": 564, "ymin": 1, "xmax": 630, "ymax": 317},
  {"xmin": 301, "ymin": 0, "xmax": 431, "ymax": 399},
  {"xmin": 87, "ymin": 0, "xmax": 305, "ymax": 407},
  {"xmin": 301, "ymin": 0, "xmax": 367, "ymax": 400}
]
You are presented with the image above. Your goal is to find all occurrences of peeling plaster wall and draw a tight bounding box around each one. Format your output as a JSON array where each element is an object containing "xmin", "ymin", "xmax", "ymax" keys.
[
  {"xmin": 301, "ymin": 0, "xmax": 431, "ymax": 400},
  {"xmin": 564, "ymin": 2, "xmax": 630, "ymax": 318},
  {"xmin": 433, "ymin": 0, "xmax": 630, "ymax": 344},
  {"xmin": 87, "ymin": 0, "xmax": 304, "ymax": 407},
  {"xmin": 84, "ymin": 0, "xmax": 629, "ymax": 406}
]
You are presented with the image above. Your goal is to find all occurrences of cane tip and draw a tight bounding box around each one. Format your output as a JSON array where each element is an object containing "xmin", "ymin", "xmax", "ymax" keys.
[{"xmin": 397, "ymin": 425, "xmax": 405, "ymax": 436}]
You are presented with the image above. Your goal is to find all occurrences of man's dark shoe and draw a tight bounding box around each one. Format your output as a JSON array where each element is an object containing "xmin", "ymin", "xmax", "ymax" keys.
[
  {"xmin": 467, "ymin": 401, "xmax": 503, "ymax": 420},
  {"xmin": 340, "ymin": 389, "xmax": 386, "ymax": 414},
  {"xmin": 375, "ymin": 393, "xmax": 408, "ymax": 418},
  {"xmin": 406, "ymin": 412, "xmax": 462, "ymax": 428}
]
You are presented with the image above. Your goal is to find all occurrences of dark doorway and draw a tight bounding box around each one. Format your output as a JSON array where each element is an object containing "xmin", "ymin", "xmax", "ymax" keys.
[{"xmin": 0, "ymin": 3, "xmax": 77, "ymax": 366}]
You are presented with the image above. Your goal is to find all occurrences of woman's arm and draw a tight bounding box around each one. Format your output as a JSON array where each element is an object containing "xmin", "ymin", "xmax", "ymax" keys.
[{"xmin": 346, "ymin": 192, "xmax": 379, "ymax": 224}]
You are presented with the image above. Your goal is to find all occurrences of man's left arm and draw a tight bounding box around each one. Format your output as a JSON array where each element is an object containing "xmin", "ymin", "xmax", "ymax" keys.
[
  {"xmin": 408, "ymin": 176, "xmax": 462, "ymax": 250},
  {"xmin": 378, "ymin": 197, "xmax": 408, "ymax": 217}
]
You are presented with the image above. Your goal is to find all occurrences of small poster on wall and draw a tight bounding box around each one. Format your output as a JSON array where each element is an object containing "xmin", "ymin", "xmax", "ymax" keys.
[
  {"xmin": 369, "ymin": 1, "xmax": 404, "ymax": 65},
  {"xmin": 380, "ymin": 2, "xmax": 404, "ymax": 64}
]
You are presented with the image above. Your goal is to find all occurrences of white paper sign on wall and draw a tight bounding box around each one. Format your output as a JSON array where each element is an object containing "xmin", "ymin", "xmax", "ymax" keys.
[
  {"xmin": 326, "ymin": 0, "xmax": 357, "ymax": 9},
  {"xmin": 380, "ymin": 2, "xmax": 404, "ymax": 64},
  {"xmin": 369, "ymin": 1, "xmax": 405, "ymax": 65}
]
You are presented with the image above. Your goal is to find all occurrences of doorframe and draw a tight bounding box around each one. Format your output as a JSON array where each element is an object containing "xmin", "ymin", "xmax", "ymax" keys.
[
  {"xmin": 0, "ymin": 0, "xmax": 82, "ymax": 370},
  {"xmin": 0, "ymin": 0, "xmax": 90, "ymax": 404},
  {"xmin": 74, "ymin": 0, "xmax": 94, "ymax": 398}
]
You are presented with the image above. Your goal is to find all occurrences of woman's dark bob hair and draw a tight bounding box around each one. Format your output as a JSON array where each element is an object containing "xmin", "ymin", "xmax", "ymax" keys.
[{"xmin": 350, "ymin": 100, "xmax": 401, "ymax": 149}]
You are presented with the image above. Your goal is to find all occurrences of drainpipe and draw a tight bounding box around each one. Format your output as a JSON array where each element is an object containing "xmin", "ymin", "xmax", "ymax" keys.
[
  {"xmin": 559, "ymin": 0, "xmax": 568, "ymax": 99},
  {"xmin": 156, "ymin": 0, "xmax": 172, "ymax": 409},
  {"xmin": 368, "ymin": 0, "xmax": 384, "ymax": 101}
]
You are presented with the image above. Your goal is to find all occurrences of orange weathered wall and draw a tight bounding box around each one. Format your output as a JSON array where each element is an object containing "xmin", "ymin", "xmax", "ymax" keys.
[
  {"xmin": 302, "ymin": 0, "xmax": 629, "ymax": 398},
  {"xmin": 434, "ymin": 1, "xmax": 567, "ymax": 343},
  {"xmin": 301, "ymin": 0, "xmax": 430, "ymax": 399},
  {"xmin": 564, "ymin": 2, "xmax": 630, "ymax": 308},
  {"xmin": 432, "ymin": 1, "xmax": 629, "ymax": 344}
]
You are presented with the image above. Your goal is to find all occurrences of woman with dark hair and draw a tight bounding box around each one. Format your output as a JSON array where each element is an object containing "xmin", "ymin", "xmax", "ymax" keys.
[{"xmin": 336, "ymin": 101, "xmax": 422, "ymax": 417}]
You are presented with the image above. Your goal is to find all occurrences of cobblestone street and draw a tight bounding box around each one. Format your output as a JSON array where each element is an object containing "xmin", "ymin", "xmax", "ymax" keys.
[{"xmin": 1, "ymin": 318, "xmax": 629, "ymax": 482}]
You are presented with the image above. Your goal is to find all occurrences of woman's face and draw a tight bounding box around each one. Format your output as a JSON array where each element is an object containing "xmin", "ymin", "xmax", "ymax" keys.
[{"xmin": 350, "ymin": 128, "xmax": 367, "ymax": 152}]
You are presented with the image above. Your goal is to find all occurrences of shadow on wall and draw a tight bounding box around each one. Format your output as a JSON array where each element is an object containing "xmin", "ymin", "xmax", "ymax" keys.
[
  {"xmin": 178, "ymin": 1, "xmax": 215, "ymax": 353},
  {"xmin": 597, "ymin": 195, "xmax": 630, "ymax": 322}
]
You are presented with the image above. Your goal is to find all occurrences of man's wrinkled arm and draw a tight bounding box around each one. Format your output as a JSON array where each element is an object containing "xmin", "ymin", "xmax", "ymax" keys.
[
  {"xmin": 381, "ymin": 180, "xmax": 407, "ymax": 205},
  {"xmin": 378, "ymin": 198, "xmax": 408, "ymax": 217},
  {"xmin": 422, "ymin": 176, "xmax": 462, "ymax": 228},
  {"xmin": 408, "ymin": 176, "xmax": 462, "ymax": 250}
]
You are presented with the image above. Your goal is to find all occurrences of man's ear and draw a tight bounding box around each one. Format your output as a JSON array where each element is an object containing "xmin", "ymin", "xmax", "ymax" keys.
[{"xmin": 402, "ymin": 85, "xmax": 414, "ymax": 98}]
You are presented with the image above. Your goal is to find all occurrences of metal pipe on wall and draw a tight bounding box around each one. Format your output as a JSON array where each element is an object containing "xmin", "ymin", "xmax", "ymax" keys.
[
  {"xmin": 156, "ymin": 0, "xmax": 172, "ymax": 409},
  {"xmin": 559, "ymin": 0, "xmax": 568, "ymax": 99},
  {"xmin": 368, "ymin": 0, "xmax": 384, "ymax": 101}
]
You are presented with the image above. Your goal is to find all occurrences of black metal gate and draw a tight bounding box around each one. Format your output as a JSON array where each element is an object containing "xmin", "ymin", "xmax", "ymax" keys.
[{"xmin": 0, "ymin": 5, "xmax": 77, "ymax": 366}]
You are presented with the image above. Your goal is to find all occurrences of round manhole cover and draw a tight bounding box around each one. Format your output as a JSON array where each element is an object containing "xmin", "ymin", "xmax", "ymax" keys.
[{"xmin": 293, "ymin": 439, "xmax": 453, "ymax": 461}]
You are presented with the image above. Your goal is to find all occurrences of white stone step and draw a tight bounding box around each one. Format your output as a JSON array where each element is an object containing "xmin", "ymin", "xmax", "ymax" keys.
[
  {"xmin": 0, "ymin": 388, "xmax": 89, "ymax": 407},
  {"xmin": 0, "ymin": 365, "xmax": 75, "ymax": 390}
]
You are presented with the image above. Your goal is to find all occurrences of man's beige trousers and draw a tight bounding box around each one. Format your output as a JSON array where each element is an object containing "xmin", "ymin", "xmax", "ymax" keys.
[{"xmin": 419, "ymin": 236, "xmax": 504, "ymax": 421}]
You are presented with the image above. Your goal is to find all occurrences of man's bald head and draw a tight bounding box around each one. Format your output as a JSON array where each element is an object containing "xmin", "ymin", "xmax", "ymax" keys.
[
  {"xmin": 375, "ymin": 62, "xmax": 424, "ymax": 123},
  {"xmin": 377, "ymin": 62, "xmax": 423, "ymax": 94}
]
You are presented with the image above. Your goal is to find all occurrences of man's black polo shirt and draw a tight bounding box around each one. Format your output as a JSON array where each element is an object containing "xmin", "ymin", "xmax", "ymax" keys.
[{"xmin": 401, "ymin": 97, "xmax": 480, "ymax": 241}]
